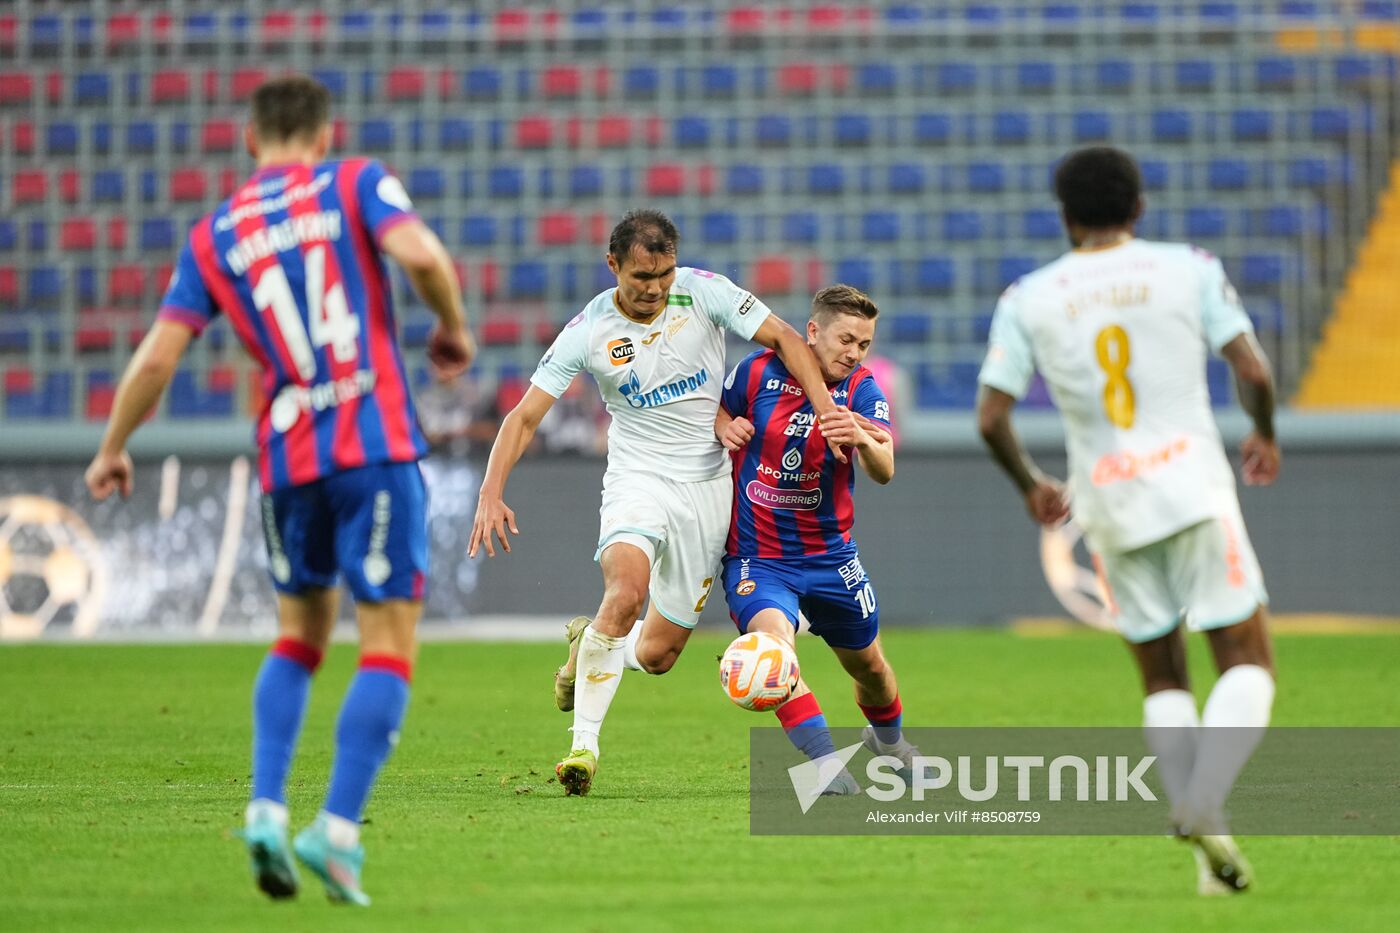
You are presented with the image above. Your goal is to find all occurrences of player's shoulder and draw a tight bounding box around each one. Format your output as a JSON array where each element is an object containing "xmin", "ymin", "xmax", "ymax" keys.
[
  {"xmin": 995, "ymin": 253, "xmax": 1066, "ymax": 305},
  {"xmin": 1136, "ymin": 238, "xmax": 1220, "ymax": 271},
  {"xmin": 673, "ymin": 266, "xmax": 742, "ymax": 301}
]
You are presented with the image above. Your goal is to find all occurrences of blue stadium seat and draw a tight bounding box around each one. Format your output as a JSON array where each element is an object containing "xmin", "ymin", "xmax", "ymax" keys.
[
  {"xmin": 1185, "ymin": 207, "xmax": 1227, "ymax": 238},
  {"xmin": 439, "ymin": 117, "xmax": 474, "ymax": 150},
  {"xmin": 998, "ymin": 256, "xmax": 1038, "ymax": 290},
  {"xmin": 359, "ymin": 118, "xmax": 395, "ymax": 151},
  {"xmin": 1097, "ymin": 60, "xmax": 1135, "ymax": 92},
  {"xmin": 782, "ymin": 212, "xmax": 821, "ymax": 245},
  {"xmin": 861, "ymin": 211, "xmax": 900, "ymax": 243},
  {"xmin": 916, "ymin": 257, "xmax": 955, "ymax": 293},
  {"xmin": 46, "ymin": 122, "xmax": 79, "ymax": 156},
  {"xmin": 1308, "ymin": 107, "xmax": 1351, "ymax": 140},
  {"xmin": 1255, "ymin": 57, "xmax": 1296, "ymax": 89},
  {"xmin": 0, "ymin": 220, "xmax": 15, "ymax": 252},
  {"xmin": 1139, "ymin": 159, "xmax": 1170, "ymax": 191},
  {"xmin": 1207, "ymin": 158, "xmax": 1249, "ymax": 190},
  {"xmin": 937, "ymin": 63, "xmax": 977, "ymax": 94},
  {"xmin": 408, "ymin": 167, "xmax": 445, "ymax": 200},
  {"xmin": 1231, "ymin": 109, "xmax": 1273, "ymax": 141},
  {"xmin": 967, "ymin": 162, "xmax": 1006, "ymax": 193},
  {"xmin": 835, "ymin": 258, "xmax": 875, "ymax": 292},
  {"xmin": 889, "ymin": 313, "xmax": 932, "ymax": 344},
  {"xmin": 1152, "ymin": 109, "xmax": 1192, "ymax": 143},
  {"xmin": 1072, "ymin": 110, "xmax": 1111, "ymax": 141},
  {"xmin": 569, "ymin": 165, "xmax": 604, "ymax": 198},
  {"xmin": 1239, "ymin": 253, "xmax": 1286, "ymax": 292},
  {"xmin": 1256, "ymin": 205, "xmax": 1303, "ymax": 238},
  {"xmin": 807, "ymin": 163, "xmax": 845, "ymax": 196},
  {"xmin": 755, "ymin": 113, "xmax": 792, "ymax": 147},
  {"xmin": 126, "ymin": 120, "xmax": 157, "ymax": 154},
  {"xmin": 75, "ymin": 71, "xmax": 111, "ymax": 105},
  {"xmin": 992, "ymin": 111, "xmax": 1030, "ymax": 145},
  {"xmin": 700, "ymin": 64, "xmax": 738, "ymax": 97},
  {"xmin": 488, "ymin": 166, "xmax": 524, "ymax": 198},
  {"xmin": 888, "ymin": 163, "xmax": 926, "ymax": 194},
  {"xmin": 140, "ymin": 218, "xmax": 176, "ymax": 252},
  {"xmin": 1022, "ymin": 209, "xmax": 1061, "ymax": 240},
  {"xmin": 1017, "ymin": 62, "xmax": 1056, "ymax": 93},
  {"xmin": 460, "ymin": 214, "xmax": 497, "ymax": 247},
  {"xmin": 623, "ymin": 65, "xmax": 660, "ymax": 97},
  {"xmin": 834, "ymin": 113, "xmax": 872, "ymax": 147},
  {"xmin": 27, "ymin": 220, "xmax": 48, "ymax": 252},
  {"xmin": 726, "ymin": 163, "xmax": 764, "ymax": 196},
  {"xmin": 1175, "ymin": 60, "xmax": 1215, "ymax": 92},
  {"xmin": 674, "ymin": 114, "xmax": 711, "ymax": 147},
  {"xmin": 857, "ymin": 63, "xmax": 898, "ymax": 96},
  {"xmin": 914, "ymin": 112, "xmax": 952, "ymax": 145},
  {"xmin": 509, "ymin": 261, "xmax": 549, "ymax": 299},
  {"xmin": 310, "ymin": 67, "xmax": 348, "ymax": 101},
  {"xmin": 700, "ymin": 211, "xmax": 739, "ymax": 245},
  {"xmin": 27, "ymin": 266, "xmax": 63, "ymax": 306},
  {"xmin": 944, "ymin": 210, "xmax": 984, "ymax": 241}
]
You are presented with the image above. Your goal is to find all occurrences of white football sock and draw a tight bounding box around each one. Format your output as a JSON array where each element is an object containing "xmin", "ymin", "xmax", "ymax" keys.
[
  {"xmin": 622, "ymin": 621, "xmax": 645, "ymax": 672},
  {"xmin": 1142, "ymin": 689, "xmax": 1200, "ymax": 820},
  {"xmin": 246, "ymin": 798, "xmax": 288, "ymax": 828},
  {"xmin": 1183, "ymin": 664, "xmax": 1275, "ymax": 833},
  {"xmin": 321, "ymin": 811, "xmax": 360, "ymax": 849},
  {"xmin": 571, "ymin": 626, "xmax": 626, "ymax": 756}
]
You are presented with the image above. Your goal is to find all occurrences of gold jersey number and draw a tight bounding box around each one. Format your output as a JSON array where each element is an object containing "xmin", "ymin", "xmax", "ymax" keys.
[{"xmin": 1095, "ymin": 325, "xmax": 1136, "ymax": 428}]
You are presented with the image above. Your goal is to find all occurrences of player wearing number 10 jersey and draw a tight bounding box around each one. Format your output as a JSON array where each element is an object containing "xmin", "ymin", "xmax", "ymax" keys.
[
  {"xmin": 975, "ymin": 146, "xmax": 1280, "ymax": 895},
  {"xmin": 85, "ymin": 75, "xmax": 475, "ymax": 906},
  {"xmin": 718, "ymin": 285, "xmax": 919, "ymax": 787}
]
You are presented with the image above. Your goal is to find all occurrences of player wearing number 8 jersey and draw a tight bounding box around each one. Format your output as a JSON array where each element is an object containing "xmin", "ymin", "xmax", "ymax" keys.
[
  {"xmin": 976, "ymin": 146, "xmax": 1280, "ymax": 895},
  {"xmin": 85, "ymin": 75, "xmax": 475, "ymax": 906}
]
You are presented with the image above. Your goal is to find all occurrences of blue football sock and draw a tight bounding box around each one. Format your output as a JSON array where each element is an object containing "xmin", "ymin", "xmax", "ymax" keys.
[
  {"xmin": 323, "ymin": 657, "xmax": 411, "ymax": 823},
  {"xmin": 251, "ymin": 640, "xmax": 323, "ymax": 804},
  {"xmin": 777, "ymin": 693, "xmax": 837, "ymax": 761}
]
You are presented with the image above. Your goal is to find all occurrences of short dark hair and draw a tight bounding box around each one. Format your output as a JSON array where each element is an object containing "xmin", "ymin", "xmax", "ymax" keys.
[
  {"xmin": 608, "ymin": 209, "xmax": 680, "ymax": 264},
  {"xmin": 811, "ymin": 284, "xmax": 880, "ymax": 324},
  {"xmin": 251, "ymin": 75, "xmax": 331, "ymax": 143},
  {"xmin": 1054, "ymin": 146, "xmax": 1142, "ymax": 229}
]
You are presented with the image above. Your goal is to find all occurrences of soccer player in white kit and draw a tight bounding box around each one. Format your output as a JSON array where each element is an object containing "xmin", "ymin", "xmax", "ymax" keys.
[
  {"xmin": 468, "ymin": 210, "xmax": 843, "ymax": 795},
  {"xmin": 975, "ymin": 148, "xmax": 1280, "ymax": 895}
]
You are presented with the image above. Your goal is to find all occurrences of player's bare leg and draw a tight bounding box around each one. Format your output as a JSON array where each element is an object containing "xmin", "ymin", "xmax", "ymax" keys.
[
  {"xmin": 294, "ymin": 598, "xmax": 421, "ymax": 907},
  {"xmin": 558, "ymin": 542, "xmax": 650, "ymax": 796},
  {"xmin": 832, "ymin": 637, "xmax": 917, "ymax": 771},
  {"xmin": 243, "ymin": 588, "xmax": 339, "ymax": 900},
  {"xmin": 744, "ymin": 610, "xmax": 857, "ymax": 794},
  {"xmin": 622, "ymin": 602, "xmax": 696, "ymax": 674}
]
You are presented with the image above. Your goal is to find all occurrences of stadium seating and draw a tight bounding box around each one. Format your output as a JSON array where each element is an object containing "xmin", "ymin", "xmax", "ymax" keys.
[{"xmin": 0, "ymin": 3, "xmax": 1392, "ymax": 422}]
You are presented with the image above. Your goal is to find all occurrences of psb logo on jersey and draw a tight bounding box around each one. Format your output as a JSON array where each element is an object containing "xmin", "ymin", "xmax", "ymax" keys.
[
  {"xmin": 782, "ymin": 447, "xmax": 803, "ymax": 471},
  {"xmin": 735, "ymin": 579, "xmax": 756, "ymax": 596},
  {"xmin": 607, "ymin": 337, "xmax": 635, "ymax": 366}
]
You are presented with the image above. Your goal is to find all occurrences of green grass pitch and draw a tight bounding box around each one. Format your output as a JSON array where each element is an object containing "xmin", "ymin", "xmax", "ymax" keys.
[{"xmin": 2, "ymin": 629, "xmax": 1397, "ymax": 932}]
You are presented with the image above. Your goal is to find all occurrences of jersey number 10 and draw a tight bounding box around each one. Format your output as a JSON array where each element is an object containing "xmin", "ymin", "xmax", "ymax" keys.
[
  {"xmin": 252, "ymin": 245, "xmax": 361, "ymax": 381},
  {"xmin": 1094, "ymin": 325, "xmax": 1136, "ymax": 429}
]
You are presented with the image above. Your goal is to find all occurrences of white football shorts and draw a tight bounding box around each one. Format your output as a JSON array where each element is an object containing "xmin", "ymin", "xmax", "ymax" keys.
[
  {"xmin": 595, "ymin": 471, "xmax": 731, "ymax": 629},
  {"xmin": 1096, "ymin": 501, "xmax": 1269, "ymax": 644}
]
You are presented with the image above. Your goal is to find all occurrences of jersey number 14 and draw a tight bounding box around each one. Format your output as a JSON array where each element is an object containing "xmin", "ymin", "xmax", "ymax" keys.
[
  {"xmin": 1094, "ymin": 325, "xmax": 1135, "ymax": 429},
  {"xmin": 252, "ymin": 245, "xmax": 360, "ymax": 380}
]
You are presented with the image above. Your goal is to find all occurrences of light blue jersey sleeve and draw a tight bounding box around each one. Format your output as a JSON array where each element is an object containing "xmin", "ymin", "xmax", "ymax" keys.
[
  {"xmin": 977, "ymin": 286, "xmax": 1036, "ymax": 399},
  {"xmin": 1197, "ymin": 253, "xmax": 1255, "ymax": 353},
  {"xmin": 530, "ymin": 311, "xmax": 590, "ymax": 398},
  {"xmin": 686, "ymin": 268, "xmax": 772, "ymax": 341}
]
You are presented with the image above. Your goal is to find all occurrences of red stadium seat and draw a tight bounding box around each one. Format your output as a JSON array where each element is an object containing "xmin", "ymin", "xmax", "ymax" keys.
[
  {"xmin": 515, "ymin": 115, "xmax": 553, "ymax": 148},
  {"xmin": 533, "ymin": 318, "xmax": 560, "ymax": 344},
  {"xmin": 150, "ymin": 12, "xmax": 174, "ymax": 44},
  {"xmin": 587, "ymin": 212, "xmax": 610, "ymax": 244},
  {"xmin": 208, "ymin": 365, "xmax": 237, "ymax": 393},
  {"xmin": 218, "ymin": 168, "xmax": 240, "ymax": 198},
  {"xmin": 0, "ymin": 267, "xmax": 18, "ymax": 304},
  {"xmin": 0, "ymin": 71, "xmax": 33, "ymax": 104},
  {"xmin": 230, "ymin": 68, "xmax": 267, "ymax": 102},
  {"xmin": 645, "ymin": 163, "xmax": 686, "ymax": 196},
  {"xmin": 152, "ymin": 262, "xmax": 174, "ymax": 295},
  {"xmin": 752, "ymin": 256, "xmax": 796, "ymax": 294},
  {"xmin": 727, "ymin": 7, "xmax": 766, "ymax": 33},
  {"xmin": 13, "ymin": 170, "xmax": 47, "ymax": 204},
  {"xmin": 44, "ymin": 72, "xmax": 63, "ymax": 105},
  {"xmin": 538, "ymin": 211, "xmax": 580, "ymax": 246},
  {"xmin": 201, "ymin": 69, "xmax": 221, "ymax": 102},
  {"xmin": 58, "ymin": 169, "xmax": 80, "ymax": 203},
  {"xmin": 106, "ymin": 14, "xmax": 142, "ymax": 49},
  {"xmin": 386, "ymin": 66, "xmax": 427, "ymax": 101},
  {"xmin": 260, "ymin": 11, "xmax": 299, "ymax": 44},
  {"xmin": 435, "ymin": 67, "xmax": 457, "ymax": 101},
  {"xmin": 4, "ymin": 366, "xmax": 35, "ymax": 395},
  {"xmin": 170, "ymin": 168, "xmax": 208, "ymax": 202},
  {"xmin": 778, "ymin": 63, "xmax": 820, "ymax": 95},
  {"xmin": 200, "ymin": 119, "xmax": 238, "ymax": 153},
  {"xmin": 151, "ymin": 68, "xmax": 191, "ymax": 104},
  {"xmin": 0, "ymin": 16, "xmax": 16, "ymax": 54},
  {"xmin": 481, "ymin": 315, "xmax": 524, "ymax": 346},
  {"xmin": 494, "ymin": 9, "xmax": 533, "ymax": 41},
  {"xmin": 108, "ymin": 264, "xmax": 146, "ymax": 305},
  {"xmin": 475, "ymin": 259, "xmax": 500, "ymax": 300},
  {"xmin": 596, "ymin": 114, "xmax": 632, "ymax": 148},
  {"xmin": 8, "ymin": 120, "xmax": 35, "ymax": 154},
  {"xmin": 61, "ymin": 218, "xmax": 97, "ymax": 251},
  {"xmin": 542, "ymin": 65, "xmax": 582, "ymax": 98},
  {"xmin": 86, "ymin": 379, "xmax": 116, "ymax": 420},
  {"xmin": 105, "ymin": 217, "xmax": 127, "ymax": 251},
  {"xmin": 75, "ymin": 324, "xmax": 115, "ymax": 353}
]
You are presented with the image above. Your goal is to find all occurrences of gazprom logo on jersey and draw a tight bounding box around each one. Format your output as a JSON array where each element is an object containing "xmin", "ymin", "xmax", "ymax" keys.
[
  {"xmin": 268, "ymin": 369, "xmax": 378, "ymax": 433},
  {"xmin": 619, "ymin": 368, "xmax": 710, "ymax": 410},
  {"xmin": 746, "ymin": 480, "xmax": 822, "ymax": 511}
]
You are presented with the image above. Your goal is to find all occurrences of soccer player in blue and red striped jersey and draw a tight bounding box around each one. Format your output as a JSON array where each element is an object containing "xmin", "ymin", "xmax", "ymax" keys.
[
  {"xmin": 84, "ymin": 75, "xmax": 474, "ymax": 906},
  {"xmin": 718, "ymin": 285, "xmax": 917, "ymax": 790}
]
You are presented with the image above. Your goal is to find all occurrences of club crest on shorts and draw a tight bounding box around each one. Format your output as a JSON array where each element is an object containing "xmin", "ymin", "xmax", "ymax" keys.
[{"xmin": 735, "ymin": 579, "xmax": 756, "ymax": 596}]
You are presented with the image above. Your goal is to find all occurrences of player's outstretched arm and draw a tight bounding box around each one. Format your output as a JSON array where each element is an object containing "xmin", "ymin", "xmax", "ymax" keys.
[
  {"xmin": 976, "ymin": 384, "xmax": 1069, "ymax": 526},
  {"xmin": 381, "ymin": 220, "xmax": 476, "ymax": 380},
  {"xmin": 822, "ymin": 408, "xmax": 894, "ymax": 484},
  {"xmin": 1220, "ymin": 333, "xmax": 1280, "ymax": 486},
  {"xmin": 85, "ymin": 319, "xmax": 193, "ymax": 500},
  {"xmin": 468, "ymin": 385, "xmax": 557, "ymax": 558},
  {"xmin": 750, "ymin": 314, "xmax": 846, "ymax": 463}
]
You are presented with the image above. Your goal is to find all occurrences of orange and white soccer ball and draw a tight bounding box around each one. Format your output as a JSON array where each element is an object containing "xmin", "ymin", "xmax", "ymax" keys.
[{"xmin": 719, "ymin": 631, "xmax": 800, "ymax": 711}]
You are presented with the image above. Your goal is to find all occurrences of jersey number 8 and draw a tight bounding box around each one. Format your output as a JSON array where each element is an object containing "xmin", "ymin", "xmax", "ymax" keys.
[{"xmin": 1094, "ymin": 325, "xmax": 1135, "ymax": 429}]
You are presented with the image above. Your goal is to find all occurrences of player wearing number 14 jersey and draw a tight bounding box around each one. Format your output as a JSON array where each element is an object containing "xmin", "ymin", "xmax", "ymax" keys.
[
  {"xmin": 718, "ymin": 285, "xmax": 918, "ymax": 786},
  {"xmin": 976, "ymin": 147, "xmax": 1280, "ymax": 895},
  {"xmin": 85, "ymin": 76, "xmax": 475, "ymax": 906}
]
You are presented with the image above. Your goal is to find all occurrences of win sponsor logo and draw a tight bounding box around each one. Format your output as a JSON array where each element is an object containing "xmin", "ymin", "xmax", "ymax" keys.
[
  {"xmin": 619, "ymin": 368, "xmax": 711, "ymax": 409},
  {"xmin": 608, "ymin": 337, "xmax": 635, "ymax": 366}
]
